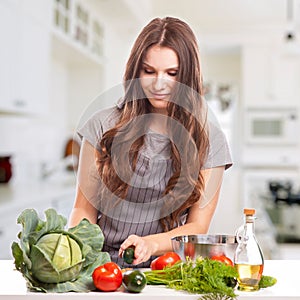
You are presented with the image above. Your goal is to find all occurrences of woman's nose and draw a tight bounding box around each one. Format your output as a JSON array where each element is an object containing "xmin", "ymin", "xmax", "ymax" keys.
[{"xmin": 152, "ymin": 75, "xmax": 166, "ymax": 91}]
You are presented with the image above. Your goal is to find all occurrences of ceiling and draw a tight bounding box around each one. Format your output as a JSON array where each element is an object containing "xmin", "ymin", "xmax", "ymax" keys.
[
  {"xmin": 94, "ymin": 0, "xmax": 300, "ymax": 54},
  {"xmin": 151, "ymin": 0, "xmax": 300, "ymax": 30},
  {"xmin": 149, "ymin": 0, "xmax": 300, "ymax": 53}
]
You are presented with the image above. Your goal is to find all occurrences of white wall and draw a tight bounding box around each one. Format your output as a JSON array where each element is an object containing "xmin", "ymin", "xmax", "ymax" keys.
[{"xmin": 200, "ymin": 52, "xmax": 243, "ymax": 234}]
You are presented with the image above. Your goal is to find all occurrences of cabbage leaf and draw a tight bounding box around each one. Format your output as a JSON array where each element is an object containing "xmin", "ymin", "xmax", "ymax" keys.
[{"xmin": 11, "ymin": 208, "xmax": 110, "ymax": 293}]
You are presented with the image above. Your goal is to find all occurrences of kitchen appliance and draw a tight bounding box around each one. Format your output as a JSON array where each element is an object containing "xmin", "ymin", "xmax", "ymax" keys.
[
  {"xmin": 171, "ymin": 234, "xmax": 237, "ymax": 263},
  {"xmin": 264, "ymin": 180, "xmax": 300, "ymax": 242},
  {"xmin": 268, "ymin": 180, "xmax": 300, "ymax": 205},
  {"xmin": 241, "ymin": 168, "xmax": 300, "ymax": 258},
  {"xmin": 245, "ymin": 107, "xmax": 299, "ymax": 145}
]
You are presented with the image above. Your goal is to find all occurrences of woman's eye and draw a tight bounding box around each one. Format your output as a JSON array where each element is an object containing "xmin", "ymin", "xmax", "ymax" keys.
[
  {"xmin": 168, "ymin": 71, "xmax": 177, "ymax": 77},
  {"xmin": 144, "ymin": 69, "xmax": 155, "ymax": 74}
]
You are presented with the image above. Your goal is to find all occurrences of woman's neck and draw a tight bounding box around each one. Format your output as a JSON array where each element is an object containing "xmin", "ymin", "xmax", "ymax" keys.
[{"xmin": 149, "ymin": 112, "xmax": 168, "ymax": 135}]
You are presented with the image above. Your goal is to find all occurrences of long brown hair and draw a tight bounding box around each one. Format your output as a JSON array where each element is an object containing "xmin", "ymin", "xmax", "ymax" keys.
[{"xmin": 98, "ymin": 17, "xmax": 209, "ymax": 230}]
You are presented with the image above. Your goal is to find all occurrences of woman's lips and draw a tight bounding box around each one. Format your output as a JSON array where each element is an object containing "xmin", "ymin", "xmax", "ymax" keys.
[{"xmin": 150, "ymin": 93, "xmax": 170, "ymax": 100}]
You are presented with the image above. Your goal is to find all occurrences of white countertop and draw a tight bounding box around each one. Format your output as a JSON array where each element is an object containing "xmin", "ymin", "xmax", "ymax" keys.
[
  {"xmin": 0, "ymin": 176, "xmax": 76, "ymax": 260},
  {"xmin": 0, "ymin": 173, "xmax": 76, "ymax": 213},
  {"xmin": 1, "ymin": 260, "xmax": 299, "ymax": 299}
]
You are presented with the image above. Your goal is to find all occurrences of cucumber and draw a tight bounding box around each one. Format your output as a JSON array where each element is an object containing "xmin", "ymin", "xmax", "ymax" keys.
[
  {"xmin": 122, "ymin": 270, "xmax": 147, "ymax": 293},
  {"xmin": 122, "ymin": 246, "xmax": 135, "ymax": 264}
]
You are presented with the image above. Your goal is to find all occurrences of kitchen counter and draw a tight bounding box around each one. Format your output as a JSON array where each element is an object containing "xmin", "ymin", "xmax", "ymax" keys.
[
  {"xmin": 0, "ymin": 173, "xmax": 76, "ymax": 212},
  {"xmin": 1, "ymin": 260, "xmax": 299, "ymax": 299},
  {"xmin": 0, "ymin": 175, "xmax": 76, "ymax": 259}
]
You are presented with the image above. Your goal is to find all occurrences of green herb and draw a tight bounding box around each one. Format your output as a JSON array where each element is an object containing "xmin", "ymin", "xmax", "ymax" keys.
[
  {"xmin": 11, "ymin": 208, "xmax": 111, "ymax": 293},
  {"xmin": 144, "ymin": 257, "xmax": 239, "ymax": 299},
  {"xmin": 259, "ymin": 275, "xmax": 277, "ymax": 288}
]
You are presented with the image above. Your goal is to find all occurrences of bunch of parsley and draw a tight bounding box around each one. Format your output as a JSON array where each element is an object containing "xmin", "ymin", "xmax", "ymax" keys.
[
  {"xmin": 145, "ymin": 257, "xmax": 239, "ymax": 299},
  {"xmin": 145, "ymin": 256, "xmax": 277, "ymax": 300}
]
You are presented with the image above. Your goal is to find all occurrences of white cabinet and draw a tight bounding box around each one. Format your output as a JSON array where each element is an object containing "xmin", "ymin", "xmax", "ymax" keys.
[
  {"xmin": 0, "ymin": 213, "xmax": 20, "ymax": 259},
  {"xmin": 0, "ymin": 201, "xmax": 53, "ymax": 260},
  {"xmin": 0, "ymin": 1, "xmax": 51, "ymax": 115},
  {"xmin": 0, "ymin": 1, "xmax": 19, "ymax": 112},
  {"xmin": 51, "ymin": 0, "xmax": 105, "ymax": 65},
  {"xmin": 0, "ymin": 184, "xmax": 75, "ymax": 260},
  {"xmin": 51, "ymin": 190, "xmax": 75, "ymax": 220},
  {"xmin": 242, "ymin": 44, "xmax": 300, "ymax": 108},
  {"xmin": 269, "ymin": 53, "xmax": 300, "ymax": 104}
]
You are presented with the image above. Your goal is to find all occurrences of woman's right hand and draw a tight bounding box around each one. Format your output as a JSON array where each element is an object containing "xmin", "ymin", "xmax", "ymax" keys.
[{"xmin": 119, "ymin": 234, "xmax": 158, "ymax": 265}]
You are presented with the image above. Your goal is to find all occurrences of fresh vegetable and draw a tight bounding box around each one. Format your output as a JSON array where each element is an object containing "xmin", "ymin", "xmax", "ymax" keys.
[
  {"xmin": 122, "ymin": 246, "xmax": 135, "ymax": 264},
  {"xmin": 184, "ymin": 243, "xmax": 195, "ymax": 259},
  {"xmin": 122, "ymin": 269, "xmax": 147, "ymax": 293},
  {"xmin": 211, "ymin": 255, "xmax": 234, "ymax": 267},
  {"xmin": 145, "ymin": 257, "xmax": 277, "ymax": 299},
  {"xmin": 92, "ymin": 262, "xmax": 122, "ymax": 292},
  {"xmin": 150, "ymin": 252, "xmax": 181, "ymax": 270},
  {"xmin": 259, "ymin": 275, "xmax": 277, "ymax": 288},
  {"xmin": 11, "ymin": 208, "xmax": 110, "ymax": 293},
  {"xmin": 224, "ymin": 276, "xmax": 238, "ymax": 288},
  {"xmin": 145, "ymin": 257, "xmax": 239, "ymax": 299},
  {"xmin": 30, "ymin": 233, "xmax": 83, "ymax": 283}
]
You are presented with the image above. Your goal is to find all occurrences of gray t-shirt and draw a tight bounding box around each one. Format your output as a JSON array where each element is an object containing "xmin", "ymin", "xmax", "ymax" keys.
[{"xmin": 77, "ymin": 105, "xmax": 232, "ymax": 267}]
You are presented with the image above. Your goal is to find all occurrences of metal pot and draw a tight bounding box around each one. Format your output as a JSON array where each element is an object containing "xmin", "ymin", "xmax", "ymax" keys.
[{"xmin": 171, "ymin": 234, "xmax": 237, "ymax": 262}]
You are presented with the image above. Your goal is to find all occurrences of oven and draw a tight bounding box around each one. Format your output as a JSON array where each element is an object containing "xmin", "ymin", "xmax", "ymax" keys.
[{"xmin": 242, "ymin": 168, "xmax": 300, "ymax": 243}]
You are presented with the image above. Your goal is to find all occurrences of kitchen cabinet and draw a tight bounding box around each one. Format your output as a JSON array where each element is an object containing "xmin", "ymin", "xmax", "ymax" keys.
[
  {"xmin": 0, "ymin": 0, "xmax": 107, "ymax": 115},
  {"xmin": 0, "ymin": 1, "xmax": 19, "ymax": 113},
  {"xmin": 242, "ymin": 44, "xmax": 300, "ymax": 108},
  {"xmin": 0, "ymin": 1, "xmax": 51, "ymax": 115},
  {"xmin": 51, "ymin": 0, "xmax": 105, "ymax": 66},
  {"xmin": 242, "ymin": 45, "xmax": 270, "ymax": 107},
  {"xmin": 0, "ymin": 181, "xmax": 75, "ymax": 259},
  {"xmin": 269, "ymin": 52, "xmax": 300, "ymax": 104}
]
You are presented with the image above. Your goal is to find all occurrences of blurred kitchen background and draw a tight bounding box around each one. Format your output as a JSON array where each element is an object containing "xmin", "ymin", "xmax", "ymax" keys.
[{"xmin": 1, "ymin": 0, "xmax": 300, "ymax": 260}]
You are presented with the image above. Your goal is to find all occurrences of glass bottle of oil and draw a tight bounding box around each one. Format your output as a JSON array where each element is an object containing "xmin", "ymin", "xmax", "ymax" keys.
[{"xmin": 234, "ymin": 208, "xmax": 264, "ymax": 291}]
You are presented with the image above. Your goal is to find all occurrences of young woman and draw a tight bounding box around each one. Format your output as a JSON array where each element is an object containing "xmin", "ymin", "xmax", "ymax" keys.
[{"xmin": 69, "ymin": 17, "xmax": 232, "ymax": 267}]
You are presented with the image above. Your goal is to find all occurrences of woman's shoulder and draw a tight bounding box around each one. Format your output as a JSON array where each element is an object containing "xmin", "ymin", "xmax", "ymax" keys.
[
  {"xmin": 86, "ymin": 105, "xmax": 121, "ymax": 131},
  {"xmin": 77, "ymin": 104, "xmax": 121, "ymax": 148},
  {"xmin": 90, "ymin": 105, "xmax": 120, "ymax": 121}
]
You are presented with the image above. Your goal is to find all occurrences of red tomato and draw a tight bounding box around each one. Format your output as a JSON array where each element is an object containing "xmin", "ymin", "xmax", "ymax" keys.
[
  {"xmin": 210, "ymin": 255, "xmax": 234, "ymax": 267},
  {"xmin": 184, "ymin": 243, "xmax": 195, "ymax": 259},
  {"xmin": 150, "ymin": 252, "xmax": 181, "ymax": 270},
  {"xmin": 92, "ymin": 262, "xmax": 123, "ymax": 292}
]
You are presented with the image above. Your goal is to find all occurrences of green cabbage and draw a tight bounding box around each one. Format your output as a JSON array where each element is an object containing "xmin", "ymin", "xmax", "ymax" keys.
[{"xmin": 11, "ymin": 208, "xmax": 110, "ymax": 292}]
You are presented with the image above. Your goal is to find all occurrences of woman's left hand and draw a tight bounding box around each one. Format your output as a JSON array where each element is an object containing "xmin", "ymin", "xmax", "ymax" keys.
[{"xmin": 119, "ymin": 234, "xmax": 158, "ymax": 265}]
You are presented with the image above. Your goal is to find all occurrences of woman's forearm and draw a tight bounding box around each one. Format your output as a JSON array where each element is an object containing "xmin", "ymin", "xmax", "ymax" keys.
[
  {"xmin": 68, "ymin": 187, "xmax": 98, "ymax": 228},
  {"xmin": 143, "ymin": 221, "xmax": 208, "ymax": 256}
]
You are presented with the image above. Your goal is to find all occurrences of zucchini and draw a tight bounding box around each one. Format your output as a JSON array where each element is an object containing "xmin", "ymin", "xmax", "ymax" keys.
[
  {"xmin": 122, "ymin": 270, "xmax": 147, "ymax": 293},
  {"xmin": 123, "ymin": 246, "xmax": 135, "ymax": 264}
]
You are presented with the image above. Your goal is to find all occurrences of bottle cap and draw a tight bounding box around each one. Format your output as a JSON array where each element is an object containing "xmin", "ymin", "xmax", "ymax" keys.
[{"xmin": 244, "ymin": 208, "xmax": 255, "ymax": 215}]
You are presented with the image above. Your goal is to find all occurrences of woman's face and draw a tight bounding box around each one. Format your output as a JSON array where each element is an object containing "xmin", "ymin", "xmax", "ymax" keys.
[{"xmin": 140, "ymin": 45, "xmax": 179, "ymax": 114}]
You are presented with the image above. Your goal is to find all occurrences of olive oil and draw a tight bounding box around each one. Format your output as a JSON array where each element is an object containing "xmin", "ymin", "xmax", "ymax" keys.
[
  {"xmin": 235, "ymin": 263, "xmax": 264, "ymax": 291},
  {"xmin": 234, "ymin": 208, "xmax": 264, "ymax": 291}
]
